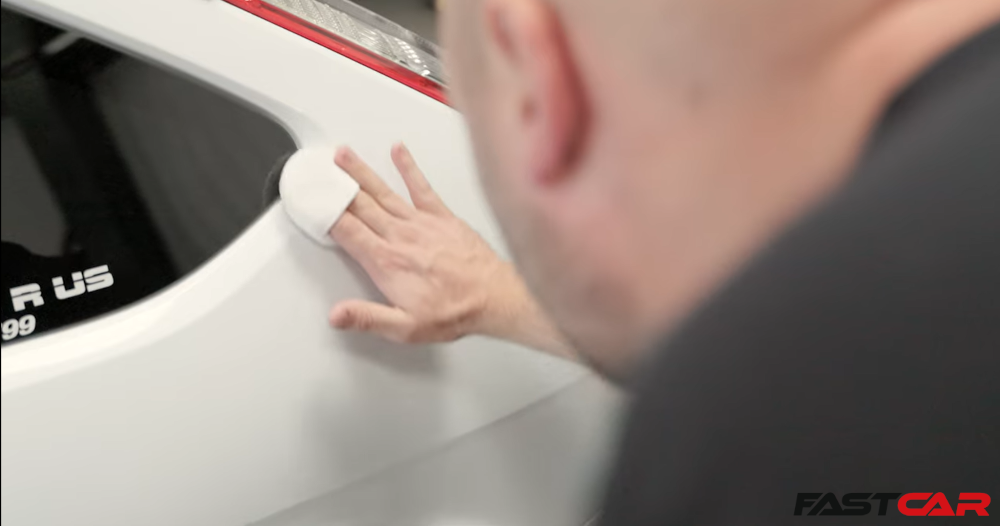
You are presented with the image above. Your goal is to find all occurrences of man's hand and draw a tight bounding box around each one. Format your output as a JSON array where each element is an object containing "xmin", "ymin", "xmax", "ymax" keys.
[{"xmin": 328, "ymin": 144, "xmax": 575, "ymax": 359}]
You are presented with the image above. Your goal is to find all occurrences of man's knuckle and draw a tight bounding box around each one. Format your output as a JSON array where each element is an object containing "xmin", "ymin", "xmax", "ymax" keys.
[
  {"xmin": 376, "ymin": 247, "xmax": 413, "ymax": 271},
  {"xmin": 354, "ymin": 310, "xmax": 375, "ymax": 331},
  {"xmin": 392, "ymin": 224, "xmax": 422, "ymax": 244},
  {"xmin": 399, "ymin": 325, "xmax": 425, "ymax": 344}
]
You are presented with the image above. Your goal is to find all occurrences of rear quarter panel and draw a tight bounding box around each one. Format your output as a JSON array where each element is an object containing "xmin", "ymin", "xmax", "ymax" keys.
[{"xmin": 0, "ymin": 0, "xmax": 623, "ymax": 525}]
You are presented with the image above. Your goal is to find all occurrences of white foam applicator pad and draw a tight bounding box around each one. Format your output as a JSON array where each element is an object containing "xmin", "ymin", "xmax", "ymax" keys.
[{"xmin": 279, "ymin": 148, "xmax": 360, "ymax": 247}]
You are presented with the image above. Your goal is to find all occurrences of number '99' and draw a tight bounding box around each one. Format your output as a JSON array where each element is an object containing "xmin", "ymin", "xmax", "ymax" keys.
[{"xmin": 2, "ymin": 315, "xmax": 36, "ymax": 342}]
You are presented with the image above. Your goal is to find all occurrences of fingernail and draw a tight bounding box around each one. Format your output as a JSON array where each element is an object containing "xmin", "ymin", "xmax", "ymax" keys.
[
  {"xmin": 330, "ymin": 308, "xmax": 347, "ymax": 328},
  {"xmin": 336, "ymin": 147, "xmax": 354, "ymax": 164}
]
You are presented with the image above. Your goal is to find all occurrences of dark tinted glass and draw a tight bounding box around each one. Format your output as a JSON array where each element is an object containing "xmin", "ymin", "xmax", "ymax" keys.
[{"xmin": 1, "ymin": 8, "xmax": 295, "ymax": 345}]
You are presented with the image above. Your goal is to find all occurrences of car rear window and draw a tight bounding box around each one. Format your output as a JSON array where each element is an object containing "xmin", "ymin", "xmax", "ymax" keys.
[{"xmin": 1, "ymin": 7, "xmax": 295, "ymax": 345}]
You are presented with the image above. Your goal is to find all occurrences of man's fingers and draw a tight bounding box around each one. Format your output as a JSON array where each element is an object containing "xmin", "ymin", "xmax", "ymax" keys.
[
  {"xmin": 348, "ymin": 190, "xmax": 397, "ymax": 237},
  {"xmin": 334, "ymin": 147, "xmax": 394, "ymax": 198},
  {"xmin": 329, "ymin": 212, "xmax": 385, "ymax": 267},
  {"xmin": 335, "ymin": 147, "xmax": 413, "ymax": 218},
  {"xmin": 392, "ymin": 143, "xmax": 450, "ymax": 215},
  {"xmin": 329, "ymin": 300, "xmax": 419, "ymax": 343}
]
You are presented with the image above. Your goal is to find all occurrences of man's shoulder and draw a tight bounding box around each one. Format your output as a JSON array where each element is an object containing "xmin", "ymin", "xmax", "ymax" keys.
[
  {"xmin": 643, "ymin": 18, "xmax": 1000, "ymax": 393},
  {"xmin": 648, "ymin": 18, "xmax": 1000, "ymax": 391},
  {"xmin": 600, "ymin": 23, "xmax": 1000, "ymax": 526}
]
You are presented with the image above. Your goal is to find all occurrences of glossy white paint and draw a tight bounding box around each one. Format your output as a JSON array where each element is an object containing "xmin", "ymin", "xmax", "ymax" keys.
[{"xmin": 0, "ymin": 0, "xmax": 623, "ymax": 525}]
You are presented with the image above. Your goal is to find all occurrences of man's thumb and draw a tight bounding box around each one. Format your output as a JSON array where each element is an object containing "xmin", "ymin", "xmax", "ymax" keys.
[{"xmin": 329, "ymin": 300, "xmax": 417, "ymax": 342}]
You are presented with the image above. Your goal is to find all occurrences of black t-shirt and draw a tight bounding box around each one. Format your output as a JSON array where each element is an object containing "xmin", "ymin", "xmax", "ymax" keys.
[{"xmin": 600, "ymin": 23, "xmax": 1000, "ymax": 525}]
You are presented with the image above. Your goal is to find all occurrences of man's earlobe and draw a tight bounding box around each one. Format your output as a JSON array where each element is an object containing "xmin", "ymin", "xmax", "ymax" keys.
[{"xmin": 485, "ymin": 0, "xmax": 587, "ymax": 185}]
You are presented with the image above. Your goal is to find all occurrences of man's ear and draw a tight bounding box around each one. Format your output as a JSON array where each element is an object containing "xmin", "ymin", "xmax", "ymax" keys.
[{"xmin": 484, "ymin": 0, "xmax": 586, "ymax": 185}]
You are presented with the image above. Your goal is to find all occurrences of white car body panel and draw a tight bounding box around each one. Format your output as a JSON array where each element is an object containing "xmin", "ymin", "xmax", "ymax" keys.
[{"xmin": 0, "ymin": 0, "xmax": 622, "ymax": 524}]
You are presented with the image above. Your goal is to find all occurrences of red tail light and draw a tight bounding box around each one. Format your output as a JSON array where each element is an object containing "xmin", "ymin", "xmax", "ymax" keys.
[{"xmin": 222, "ymin": 0, "xmax": 448, "ymax": 105}]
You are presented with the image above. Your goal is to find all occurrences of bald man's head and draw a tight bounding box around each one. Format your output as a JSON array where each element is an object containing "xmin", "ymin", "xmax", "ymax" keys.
[{"xmin": 441, "ymin": 0, "xmax": 1000, "ymax": 371}]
